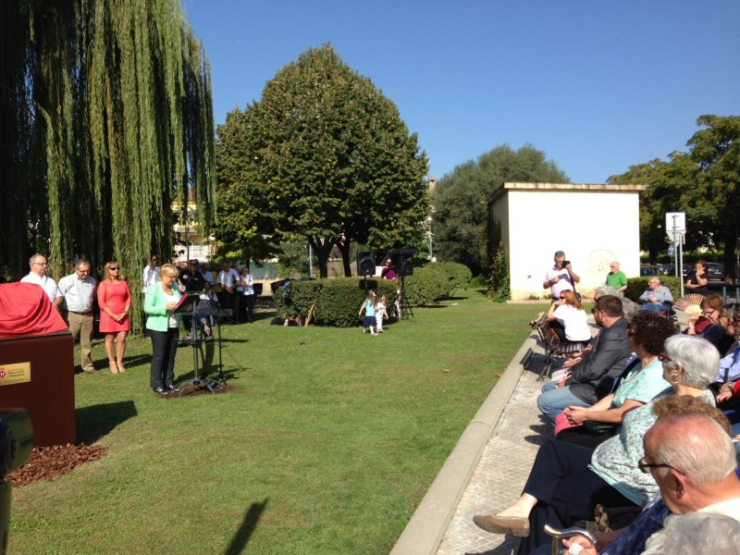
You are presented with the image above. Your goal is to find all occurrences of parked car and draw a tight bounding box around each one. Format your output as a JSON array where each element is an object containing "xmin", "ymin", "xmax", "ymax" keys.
[
  {"xmin": 705, "ymin": 262, "xmax": 724, "ymax": 281},
  {"xmin": 640, "ymin": 264, "xmax": 668, "ymax": 277}
]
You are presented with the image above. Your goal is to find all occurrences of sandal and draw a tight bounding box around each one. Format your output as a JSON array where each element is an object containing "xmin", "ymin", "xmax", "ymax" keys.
[
  {"xmin": 117, "ymin": 361, "xmax": 126, "ymax": 373},
  {"xmin": 109, "ymin": 360, "xmax": 119, "ymax": 374}
]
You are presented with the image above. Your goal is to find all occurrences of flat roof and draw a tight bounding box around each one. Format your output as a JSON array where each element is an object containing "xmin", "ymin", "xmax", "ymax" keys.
[{"xmin": 490, "ymin": 182, "xmax": 647, "ymax": 203}]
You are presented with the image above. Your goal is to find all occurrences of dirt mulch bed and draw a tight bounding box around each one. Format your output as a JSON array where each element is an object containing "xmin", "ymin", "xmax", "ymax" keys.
[{"xmin": 8, "ymin": 444, "xmax": 108, "ymax": 487}]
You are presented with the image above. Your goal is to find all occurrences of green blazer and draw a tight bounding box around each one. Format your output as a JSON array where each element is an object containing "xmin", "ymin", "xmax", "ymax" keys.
[{"xmin": 144, "ymin": 282, "xmax": 182, "ymax": 332}]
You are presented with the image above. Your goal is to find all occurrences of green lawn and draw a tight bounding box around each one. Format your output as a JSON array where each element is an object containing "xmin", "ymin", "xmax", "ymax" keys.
[{"xmin": 10, "ymin": 291, "xmax": 541, "ymax": 554}]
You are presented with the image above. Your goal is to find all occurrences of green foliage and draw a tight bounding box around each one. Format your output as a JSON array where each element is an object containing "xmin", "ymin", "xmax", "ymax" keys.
[
  {"xmin": 426, "ymin": 261, "xmax": 472, "ymax": 295},
  {"xmin": 0, "ymin": 0, "xmax": 215, "ymax": 330},
  {"xmin": 433, "ymin": 144, "xmax": 569, "ymax": 275},
  {"xmin": 274, "ymin": 278, "xmax": 397, "ymax": 327},
  {"xmin": 215, "ymin": 44, "xmax": 429, "ymax": 278},
  {"xmin": 275, "ymin": 241, "xmax": 312, "ymax": 278},
  {"xmin": 625, "ymin": 276, "xmax": 682, "ymax": 305},
  {"xmin": 403, "ymin": 266, "xmax": 451, "ymax": 307},
  {"xmin": 610, "ymin": 115, "xmax": 740, "ymax": 280},
  {"xmin": 487, "ymin": 242, "xmax": 511, "ymax": 303}
]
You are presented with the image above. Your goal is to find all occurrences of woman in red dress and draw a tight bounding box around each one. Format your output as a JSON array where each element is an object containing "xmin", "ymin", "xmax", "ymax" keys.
[{"xmin": 97, "ymin": 261, "xmax": 131, "ymax": 374}]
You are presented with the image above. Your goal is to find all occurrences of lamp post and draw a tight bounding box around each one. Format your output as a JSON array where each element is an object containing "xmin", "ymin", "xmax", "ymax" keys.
[{"xmin": 426, "ymin": 216, "xmax": 433, "ymax": 261}]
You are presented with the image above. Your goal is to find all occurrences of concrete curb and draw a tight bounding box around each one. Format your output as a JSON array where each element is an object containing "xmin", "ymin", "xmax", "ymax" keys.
[{"xmin": 390, "ymin": 331, "xmax": 541, "ymax": 555}]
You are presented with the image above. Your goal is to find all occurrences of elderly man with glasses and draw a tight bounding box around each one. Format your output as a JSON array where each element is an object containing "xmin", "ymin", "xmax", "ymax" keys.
[
  {"xmin": 20, "ymin": 253, "xmax": 62, "ymax": 306},
  {"xmin": 638, "ymin": 277, "xmax": 673, "ymax": 313},
  {"xmin": 58, "ymin": 259, "xmax": 97, "ymax": 374}
]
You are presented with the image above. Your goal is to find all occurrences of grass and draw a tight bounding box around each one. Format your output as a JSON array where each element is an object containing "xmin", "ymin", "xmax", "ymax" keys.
[{"xmin": 10, "ymin": 290, "xmax": 542, "ymax": 555}]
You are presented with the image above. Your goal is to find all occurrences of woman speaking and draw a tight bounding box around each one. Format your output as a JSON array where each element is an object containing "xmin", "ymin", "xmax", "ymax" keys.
[{"xmin": 144, "ymin": 263, "xmax": 182, "ymax": 395}]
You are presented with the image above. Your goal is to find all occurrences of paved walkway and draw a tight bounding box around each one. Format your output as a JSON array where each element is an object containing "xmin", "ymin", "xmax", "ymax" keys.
[{"xmin": 435, "ymin": 359, "xmax": 550, "ymax": 555}]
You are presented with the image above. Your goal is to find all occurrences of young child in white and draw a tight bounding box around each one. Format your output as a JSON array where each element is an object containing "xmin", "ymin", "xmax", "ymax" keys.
[
  {"xmin": 358, "ymin": 290, "xmax": 378, "ymax": 335},
  {"xmin": 375, "ymin": 295, "xmax": 387, "ymax": 333}
]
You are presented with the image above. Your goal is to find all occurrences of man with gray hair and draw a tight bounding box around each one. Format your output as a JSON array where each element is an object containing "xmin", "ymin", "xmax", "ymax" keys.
[
  {"xmin": 58, "ymin": 259, "xmax": 97, "ymax": 374},
  {"xmin": 544, "ymin": 251, "xmax": 580, "ymax": 301},
  {"xmin": 20, "ymin": 253, "xmax": 62, "ymax": 306},
  {"xmin": 639, "ymin": 277, "xmax": 673, "ymax": 313}
]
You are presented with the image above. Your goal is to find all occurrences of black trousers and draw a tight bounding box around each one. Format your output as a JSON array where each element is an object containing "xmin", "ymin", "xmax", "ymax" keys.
[
  {"xmin": 517, "ymin": 440, "xmax": 638, "ymax": 554},
  {"xmin": 150, "ymin": 327, "xmax": 179, "ymax": 390},
  {"xmin": 237, "ymin": 294, "xmax": 255, "ymax": 323}
]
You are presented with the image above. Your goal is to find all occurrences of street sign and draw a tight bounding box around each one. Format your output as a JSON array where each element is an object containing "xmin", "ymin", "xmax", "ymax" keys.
[{"xmin": 665, "ymin": 212, "xmax": 686, "ymax": 242}]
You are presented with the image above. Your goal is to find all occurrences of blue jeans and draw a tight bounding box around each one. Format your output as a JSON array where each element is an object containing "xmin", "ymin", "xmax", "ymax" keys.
[
  {"xmin": 537, "ymin": 381, "xmax": 591, "ymax": 425},
  {"xmin": 641, "ymin": 302, "xmax": 666, "ymax": 314}
]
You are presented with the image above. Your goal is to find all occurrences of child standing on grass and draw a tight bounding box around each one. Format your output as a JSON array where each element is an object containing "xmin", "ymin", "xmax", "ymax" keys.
[
  {"xmin": 359, "ymin": 290, "xmax": 378, "ymax": 335},
  {"xmin": 375, "ymin": 294, "xmax": 387, "ymax": 333}
]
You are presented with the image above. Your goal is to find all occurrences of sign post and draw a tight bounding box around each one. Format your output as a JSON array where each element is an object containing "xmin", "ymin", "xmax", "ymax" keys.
[{"xmin": 666, "ymin": 212, "xmax": 686, "ymax": 297}]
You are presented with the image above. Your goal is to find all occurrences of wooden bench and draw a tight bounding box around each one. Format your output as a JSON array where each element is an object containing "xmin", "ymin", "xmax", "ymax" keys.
[{"xmin": 525, "ymin": 311, "xmax": 589, "ymax": 380}]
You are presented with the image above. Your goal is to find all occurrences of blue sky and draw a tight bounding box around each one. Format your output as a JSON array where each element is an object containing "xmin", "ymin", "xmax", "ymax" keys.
[{"xmin": 184, "ymin": 0, "xmax": 739, "ymax": 183}]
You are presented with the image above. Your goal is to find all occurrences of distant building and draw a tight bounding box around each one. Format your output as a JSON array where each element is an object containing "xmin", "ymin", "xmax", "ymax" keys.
[{"xmin": 488, "ymin": 182, "xmax": 646, "ymax": 300}]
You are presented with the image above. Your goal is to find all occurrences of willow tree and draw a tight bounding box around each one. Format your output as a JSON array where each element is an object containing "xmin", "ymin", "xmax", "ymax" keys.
[
  {"xmin": 216, "ymin": 44, "xmax": 429, "ymax": 277},
  {"xmin": 0, "ymin": 0, "xmax": 215, "ymax": 328}
]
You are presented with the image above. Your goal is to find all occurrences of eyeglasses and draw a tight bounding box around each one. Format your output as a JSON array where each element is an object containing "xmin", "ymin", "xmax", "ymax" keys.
[
  {"xmin": 109, "ymin": 267, "xmax": 119, "ymax": 271},
  {"xmin": 33, "ymin": 261, "xmax": 48, "ymax": 266},
  {"xmin": 702, "ymin": 309, "xmax": 717, "ymax": 316},
  {"xmin": 638, "ymin": 456, "xmax": 678, "ymax": 474},
  {"xmin": 657, "ymin": 353, "xmax": 671, "ymax": 363}
]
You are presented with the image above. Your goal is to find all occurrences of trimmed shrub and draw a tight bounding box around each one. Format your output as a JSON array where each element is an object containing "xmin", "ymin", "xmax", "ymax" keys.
[
  {"xmin": 431, "ymin": 261, "xmax": 472, "ymax": 295},
  {"xmin": 625, "ymin": 276, "xmax": 682, "ymax": 305},
  {"xmin": 403, "ymin": 266, "xmax": 450, "ymax": 307},
  {"xmin": 273, "ymin": 278, "xmax": 397, "ymax": 327}
]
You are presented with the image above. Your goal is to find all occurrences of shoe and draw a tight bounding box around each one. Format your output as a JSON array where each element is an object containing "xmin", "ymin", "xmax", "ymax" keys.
[
  {"xmin": 472, "ymin": 514, "xmax": 530, "ymax": 537},
  {"xmin": 371, "ymin": 332, "xmax": 378, "ymax": 336},
  {"xmin": 166, "ymin": 384, "xmax": 178, "ymax": 392},
  {"xmin": 154, "ymin": 387, "xmax": 167, "ymax": 395},
  {"xmin": 117, "ymin": 362, "xmax": 126, "ymax": 373},
  {"xmin": 109, "ymin": 360, "xmax": 119, "ymax": 374},
  {"xmin": 83, "ymin": 368, "xmax": 99, "ymax": 374}
]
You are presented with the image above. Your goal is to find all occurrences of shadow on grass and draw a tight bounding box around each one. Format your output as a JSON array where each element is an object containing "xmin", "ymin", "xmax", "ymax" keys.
[
  {"xmin": 223, "ymin": 498, "xmax": 269, "ymax": 555},
  {"xmin": 76, "ymin": 400, "xmax": 137, "ymax": 444}
]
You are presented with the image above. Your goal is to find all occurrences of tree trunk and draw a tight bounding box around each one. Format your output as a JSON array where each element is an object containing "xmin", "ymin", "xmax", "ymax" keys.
[
  {"xmin": 338, "ymin": 241, "xmax": 352, "ymax": 277},
  {"xmin": 309, "ymin": 236, "xmax": 335, "ymax": 278},
  {"xmin": 723, "ymin": 229, "xmax": 738, "ymax": 285}
]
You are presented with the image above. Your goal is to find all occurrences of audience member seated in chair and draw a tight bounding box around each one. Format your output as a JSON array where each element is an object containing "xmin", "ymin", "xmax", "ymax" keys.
[
  {"xmin": 529, "ymin": 398, "xmax": 740, "ymax": 555},
  {"xmin": 555, "ymin": 311, "xmax": 676, "ymax": 449},
  {"xmin": 685, "ymin": 293, "xmax": 735, "ymax": 355},
  {"xmin": 546, "ymin": 290, "xmax": 592, "ymax": 344},
  {"xmin": 638, "ymin": 277, "xmax": 673, "ymax": 313},
  {"xmin": 537, "ymin": 295, "xmax": 632, "ymax": 425},
  {"xmin": 474, "ymin": 335, "xmax": 719, "ymax": 554}
]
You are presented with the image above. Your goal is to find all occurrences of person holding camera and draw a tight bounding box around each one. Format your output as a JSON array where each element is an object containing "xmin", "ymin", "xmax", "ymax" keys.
[{"xmin": 544, "ymin": 251, "xmax": 580, "ymax": 301}]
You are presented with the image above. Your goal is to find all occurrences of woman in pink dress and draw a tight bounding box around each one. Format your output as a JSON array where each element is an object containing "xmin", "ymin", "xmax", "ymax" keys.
[{"xmin": 97, "ymin": 261, "xmax": 131, "ymax": 374}]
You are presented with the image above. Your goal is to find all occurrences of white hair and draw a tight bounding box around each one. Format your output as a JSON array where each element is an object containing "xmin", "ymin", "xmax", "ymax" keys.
[
  {"xmin": 663, "ymin": 335, "xmax": 719, "ymax": 389},
  {"xmin": 642, "ymin": 512, "xmax": 740, "ymax": 555}
]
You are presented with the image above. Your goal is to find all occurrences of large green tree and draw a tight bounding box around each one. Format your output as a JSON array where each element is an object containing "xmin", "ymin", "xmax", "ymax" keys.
[
  {"xmin": 610, "ymin": 115, "xmax": 740, "ymax": 278},
  {"xmin": 433, "ymin": 144, "xmax": 569, "ymax": 275},
  {"xmin": 215, "ymin": 44, "xmax": 429, "ymax": 277},
  {"xmin": 0, "ymin": 0, "xmax": 215, "ymax": 327}
]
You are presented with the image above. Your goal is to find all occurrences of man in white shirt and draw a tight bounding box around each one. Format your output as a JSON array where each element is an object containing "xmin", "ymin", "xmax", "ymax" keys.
[
  {"xmin": 543, "ymin": 250, "xmax": 580, "ymax": 301},
  {"xmin": 217, "ymin": 261, "xmax": 239, "ymax": 320},
  {"xmin": 142, "ymin": 253, "xmax": 160, "ymax": 292},
  {"xmin": 58, "ymin": 259, "xmax": 98, "ymax": 374},
  {"xmin": 20, "ymin": 253, "xmax": 62, "ymax": 306}
]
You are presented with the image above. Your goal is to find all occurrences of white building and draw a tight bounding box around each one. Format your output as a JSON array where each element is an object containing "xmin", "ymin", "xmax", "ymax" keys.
[{"xmin": 489, "ymin": 182, "xmax": 646, "ymax": 301}]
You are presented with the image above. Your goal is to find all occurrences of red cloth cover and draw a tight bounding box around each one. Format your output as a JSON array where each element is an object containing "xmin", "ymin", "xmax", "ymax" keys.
[{"xmin": 0, "ymin": 283, "xmax": 68, "ymax": 338}]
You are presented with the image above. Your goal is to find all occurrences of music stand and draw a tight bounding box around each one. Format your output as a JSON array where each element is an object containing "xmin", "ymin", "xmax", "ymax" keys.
[{"xmin": 174, "ymin": 294, "xmax": 223, "ymax": 395}]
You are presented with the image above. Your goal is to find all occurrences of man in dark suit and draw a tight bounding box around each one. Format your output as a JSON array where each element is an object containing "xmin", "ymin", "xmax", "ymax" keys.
[{"xmin": 537, "ymin": 295, "xmax": 631, "ymax": 424}]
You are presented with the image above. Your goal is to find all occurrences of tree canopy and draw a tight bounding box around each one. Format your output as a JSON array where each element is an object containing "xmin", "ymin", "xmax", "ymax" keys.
[
  {"xmin": 215, "ymin": 43, "xmax": 429, "ymax": 277},
  {"xmin": 0, "ymin": 0, "xmax": 215, "ymax": 325},
  {"xmin": 433, "ymin": 144, "xmax": 569, "ymax": 275},
  {"xmin": 610, "ymin": 115, "xmax": 740, "ymax": 277}
]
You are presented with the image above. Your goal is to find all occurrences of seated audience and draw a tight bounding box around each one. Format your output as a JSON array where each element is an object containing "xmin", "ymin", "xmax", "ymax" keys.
[
  {"xmin": 638, "ymin": 277, "xmax": 673, "ymax": 313},
  {"xmin": 474, "ymin": 335, "xmax": 719, "ymax": 554},
  {"xmin": 556, "ymin": 311, "xmax": 675, "ymax": 448},
  {"xmin": 537, "ymin": 400, "xmax": 740, "ymax": 555},
  {"xmin": 546, "ymin": 290, "xmax": 592, "ymax": 343},
  {"xmin": 537, "ymin": 295, "xmax": 631, "ymax": 424},
  {"xmin": 685, "ymin": 293, "xmax": 734, "ymax": 353}
]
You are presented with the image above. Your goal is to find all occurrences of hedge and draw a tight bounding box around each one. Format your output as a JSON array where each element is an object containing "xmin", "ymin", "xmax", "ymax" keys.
[
  {"xmin": 274, "ymin": 278, "xmax": 398, "ymax": 328},
  {"xmin": 427, "ymin": 261, "xmax": 472, "ymax": 294}
]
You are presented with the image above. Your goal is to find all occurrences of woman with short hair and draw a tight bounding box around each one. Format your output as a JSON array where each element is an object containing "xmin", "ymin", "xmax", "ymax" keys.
[{"xmin": 144, "ymin": 263, "xmax": 182, "ymax": 395}]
